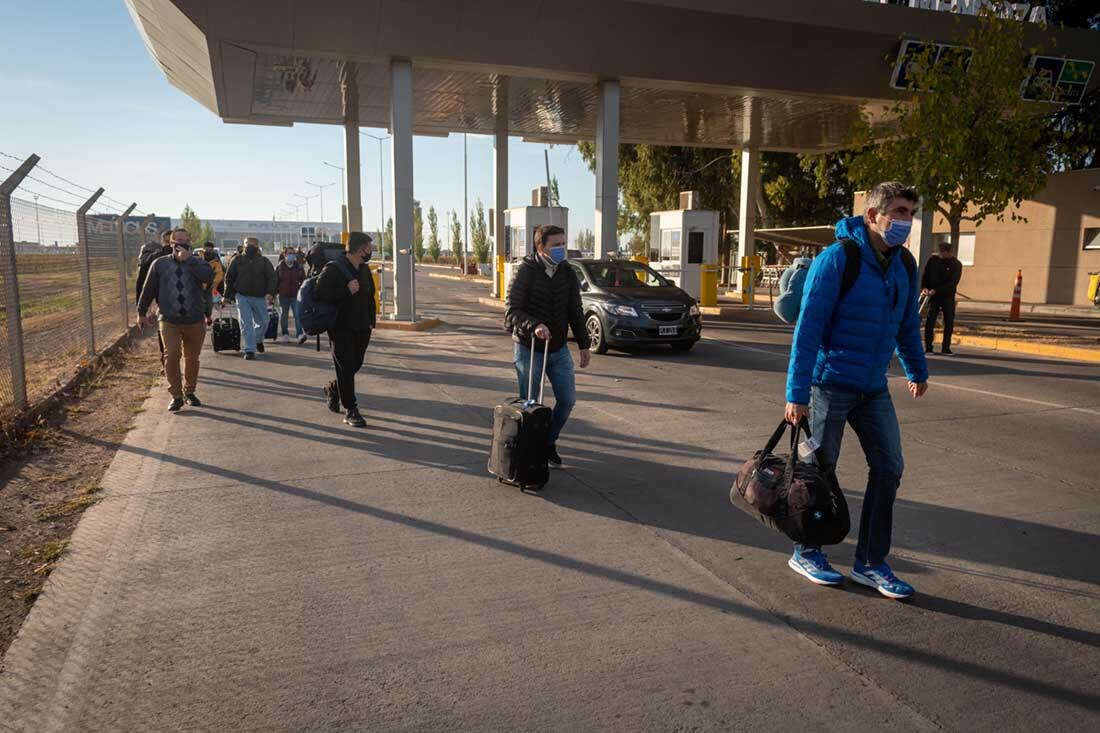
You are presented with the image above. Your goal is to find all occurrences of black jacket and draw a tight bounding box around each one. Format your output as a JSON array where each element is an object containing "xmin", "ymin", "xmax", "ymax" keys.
[
  {"xmin": 921, "ymin": 255, "xmax": 963, "ymax": 298},
  {"xmin": 224, "ymin": 248, "xmax": 277, "ymax": 299},
  {"xmin": 314, "ymin": 256, "xmax": 377, "ymax": 332},
  {"xmin": 505, "ymin": 254, "xmax": 591, "ymax": 353},
  {"xmin": 135, "ymin": 244, "xmax": 171, "ymax": 304}
]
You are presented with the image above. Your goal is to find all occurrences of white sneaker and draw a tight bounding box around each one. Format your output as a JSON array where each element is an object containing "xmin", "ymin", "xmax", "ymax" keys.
[{"xmin": 297, "ymin": 334, "xmax": 308, "ymax": 345}]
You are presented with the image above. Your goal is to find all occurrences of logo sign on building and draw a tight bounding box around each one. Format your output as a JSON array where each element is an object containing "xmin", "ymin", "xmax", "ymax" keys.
[
  {"xmin": 890, "ymin": 40, "xmax": 973, "ymax": 90},
  {"xmin": 1021, "ymin": 57, "xmax": 1095, "ymax": 105}
]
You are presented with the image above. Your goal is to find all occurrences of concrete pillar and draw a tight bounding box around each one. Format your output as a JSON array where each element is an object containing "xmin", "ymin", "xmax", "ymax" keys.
[
  {"xmin": 390, "ymin": 59, "xmax": 415, "ymax": 321},
  {"xmin": 737, "ymin": 146, "xmax": 760, "ymax": 275},
  {"xmin": 595, "ymin": 80, "xmax": 620, "ymax": 259},
  {"xmin": 492, "ymin": 77, "xmax": 508, "ymax": 299},
  {"xmin": 341, "ymin": 62, "xmax": 363, "ymax": 233},
  {"xmin": 910, "ymin": 205, "xmax": 935, "ymax": 281}
]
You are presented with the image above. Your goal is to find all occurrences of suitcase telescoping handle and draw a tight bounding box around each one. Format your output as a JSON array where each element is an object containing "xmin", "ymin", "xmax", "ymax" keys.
[{"xmin": 528, "ymin": 334, "xmax": 549, "ymax": 405}]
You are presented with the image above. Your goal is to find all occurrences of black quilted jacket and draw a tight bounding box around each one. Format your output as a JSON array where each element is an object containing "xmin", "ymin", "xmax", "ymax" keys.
[{"xmin": 505, "ymin": 254, "xmax": 591, "ymax": 353}]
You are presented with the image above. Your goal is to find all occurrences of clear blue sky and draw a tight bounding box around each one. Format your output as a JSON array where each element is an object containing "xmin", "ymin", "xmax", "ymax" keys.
[{"xmin": 1, "ymin": 1, "xmax": 598, "ymax": 242}]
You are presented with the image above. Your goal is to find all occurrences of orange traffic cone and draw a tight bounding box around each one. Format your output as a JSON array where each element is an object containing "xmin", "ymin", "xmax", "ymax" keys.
[{"xmin": 1009, "ymin": 269, "xmax": 1022, "ymax": 321}]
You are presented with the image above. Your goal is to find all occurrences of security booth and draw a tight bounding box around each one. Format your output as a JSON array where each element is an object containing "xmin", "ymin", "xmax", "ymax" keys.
[
  {"xmin": 647, "ymin": 192, "xmax": 720, "ymax": 304},
  {"xmin": 502, "ymin": 186, "xmax": 569, "ymax": 298}
]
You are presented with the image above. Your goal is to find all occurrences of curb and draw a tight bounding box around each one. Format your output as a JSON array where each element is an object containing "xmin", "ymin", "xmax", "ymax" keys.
[
  {"xmin": 477, "ymin": 297, "xmax": 505, "ymax": 310},
  {"xmin": 375, "ymin": 317, "xmax": 444, "ymax": 332},
  {"xmin": 427, "ymin": 272, "xmax": 490, "ymax": 284},
  {"xmin": 949, "ymin": 333, "xmax": 1100, "ymax": 363}
]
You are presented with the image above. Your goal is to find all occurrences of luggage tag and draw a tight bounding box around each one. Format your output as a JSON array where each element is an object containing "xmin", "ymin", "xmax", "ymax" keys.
[{"xmin": 798, "ymin": 436, "xmax": 821, "ymax": 460}]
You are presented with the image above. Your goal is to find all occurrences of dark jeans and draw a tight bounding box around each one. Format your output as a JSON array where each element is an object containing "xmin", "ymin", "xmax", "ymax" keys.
[
  {"xmin": 279, "ymin": 294, "xmax": 303, "ymax": 337},
  {"xmin": 795, "ymin": 384, "xmax": 904, "ymax": 567},
  {"xmin": 330, "ymin": 328, "xmax": 372, "ymax": 410},
  {"xmin": 925, "ymin": 295, "xmax": 956, "ymax": 351}
]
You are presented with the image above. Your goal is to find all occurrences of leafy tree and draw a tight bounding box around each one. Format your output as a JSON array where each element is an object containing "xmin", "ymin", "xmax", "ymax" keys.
[
  {"xmin": 179, "ymin": 205, "xmax": 214, "ymax": 246},
  {"xmin": 574, "ymin": 228, "xmax": 596, "ymax": 253},
  {"xmin": 470, "ymin": 199, "xmax": 490, "ymax": 265},
  {"xmin": 427, "ymin": 206, "xmax": 441, "ymax": 262},
  {"xmin": 1046, "ymin": 86, "xmax": 1099, "ymax": 170},
  {"xmin": 383, "ymin": 217, "xmax": 394, "ymax": 259},
  {"xmin": 550, "ymin": 175, "xmax": 561, "ymax": 206},
  {"xmin": 412, "ymin": 200, "xmax": 425, "ymax": 262},
  {"xmin": 449, "ymin": 210, "xmax": 463, "ymax": 259},
  {"xmin": 846, "ymin": 10, "xmax": 1055, "ymax": 249}
]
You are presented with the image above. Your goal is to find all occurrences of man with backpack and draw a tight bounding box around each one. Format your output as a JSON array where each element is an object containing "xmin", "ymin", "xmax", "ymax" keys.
[
  {"xmin": 313, "ymin": 232, "xmax": 376, "ymax": 427},
  {"xmin": 137, "ymin": 228, "xmax": 214, "ymax": 412},
  {"xmin": 504, "ymin": 224, "xmax": 592, "ymax": 469},
  {"xmin": 784, "ymin": 181, "xmax": 928, "ymax": 600},
  {"xmin": 224, "ymin": 237, "xmax": 277, "ymax": 360}
]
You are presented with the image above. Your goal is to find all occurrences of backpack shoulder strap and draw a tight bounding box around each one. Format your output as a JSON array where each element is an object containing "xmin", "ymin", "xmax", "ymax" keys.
[
  {"xmin": 898, "ymin": 246, "xmax": 917, "ymax": 282},
  {"xmin": 838, "ymin": 239, "xmax": 862, "ymax": 301}
]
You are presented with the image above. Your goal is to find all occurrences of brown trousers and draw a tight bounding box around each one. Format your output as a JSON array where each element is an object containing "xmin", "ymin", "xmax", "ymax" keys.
[{"xmin": 160, "ymin": 320, "xmax": 206, "ymax": 398}]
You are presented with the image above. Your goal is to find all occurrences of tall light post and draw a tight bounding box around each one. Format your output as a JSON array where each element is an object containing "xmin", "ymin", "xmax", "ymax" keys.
[
  {"xmin": 322, "ymin": 162, "xmax": 346, "ymax": 235},
  {"xmin": 361, "ymin": 130, "xmax": 390, "ymax": 308},
  {"xmin": 305, "ymin": 180, "xmax": 336, "ymax": 241},
  {"xmin": 32, "ymin": 193, "xmax": 43, "ymax": 246},
  {"xmin": 286, "ymin": 202, "xmax": 306, "ymax": 247}
]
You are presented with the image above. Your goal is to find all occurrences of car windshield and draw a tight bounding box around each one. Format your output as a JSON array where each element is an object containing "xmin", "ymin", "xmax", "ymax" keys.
[{"xmin": 587, "ymin": 262, "xmax": 669, "ymax": 289}]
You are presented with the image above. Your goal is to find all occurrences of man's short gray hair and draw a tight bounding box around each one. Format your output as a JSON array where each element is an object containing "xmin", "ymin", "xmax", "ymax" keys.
[{"xmin": 865, "ymin": 182, "xmax": 919, "ymax": 213}]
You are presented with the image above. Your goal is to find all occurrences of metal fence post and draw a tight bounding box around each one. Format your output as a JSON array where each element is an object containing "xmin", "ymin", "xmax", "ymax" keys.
[
  {"xmin": 75, "ymin": 188, "xmax": 104, "ymax": 357},
  {"xmin": 0, "ymin": 154, "xmax": 40, "ymax": 413},
  {"xmin": 117, "ymin": 203, "xmax": 136, "ymax": 332}
]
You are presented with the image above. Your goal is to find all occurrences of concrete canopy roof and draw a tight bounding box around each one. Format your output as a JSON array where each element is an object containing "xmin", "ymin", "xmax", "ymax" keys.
[{"xmin": 128, "ymin": 0, "xmax": 1100, "ymax": 153}]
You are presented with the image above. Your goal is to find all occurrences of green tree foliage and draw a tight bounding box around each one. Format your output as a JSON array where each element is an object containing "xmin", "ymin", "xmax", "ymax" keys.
[
  {"xmin": 449, "ymin": 210, "xmax": 463, "ymax": 258},
  {"xmin": 573, "ymin": 228, "xmax": 596, "ymax": 253},
  {"xmin": 179, "ymin": 205, "xmax": 214, "ymax": 246},
  {"xmin": 1046, "ymin": 87, "xmax": 1099, "ymax": 170},
  {"xmin": 470, "ymin": 199, "xmax": 490, "ymax": 265},
  {"xmin": 846, "ymin": 10, "xmax": 1055, "ymax": 249},
  {"xmin": 427, "ymin": 206, "xmax": 441, "ymax": 262},
  {"xmin": 413, "ymin": 201, "xmax": 425, "ymax": 262},
  {"xmin": 383, "ymin": 217, "xmax": 394, "ymax": 259},
  {"xmin": 550, "ymin": 175, "xmax": 561, "ymax": 206}
]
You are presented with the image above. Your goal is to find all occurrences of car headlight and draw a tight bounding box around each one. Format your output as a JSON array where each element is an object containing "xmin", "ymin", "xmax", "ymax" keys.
[
  {"xmin": 689, "ymin": 303, "xmax": 700, "ymax": 316},
  {"xmin": 607, "ymin": 304, "xmax": 639, "ymax": 317}
]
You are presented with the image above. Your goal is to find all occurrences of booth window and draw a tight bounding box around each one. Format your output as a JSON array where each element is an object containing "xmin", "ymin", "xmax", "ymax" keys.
[
  {"xmin": 660, "ymin": 229, "xmax": 681, "ymax": 262},
  {"xmin": 1084, "ymin": 228, "xmax": 1100, "ymax": 251}
]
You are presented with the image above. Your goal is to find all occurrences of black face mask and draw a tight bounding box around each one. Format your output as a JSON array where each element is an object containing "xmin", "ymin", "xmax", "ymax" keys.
[{"xmin": 362, "ymin": 249, "xmax": 372, "ymax": 262}]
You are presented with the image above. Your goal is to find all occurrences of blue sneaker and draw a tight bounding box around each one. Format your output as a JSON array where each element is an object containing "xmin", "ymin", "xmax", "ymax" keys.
[
  {"xmin": 851, "ymin": 562, "xmax": 915, "ymax": 599},
  {"xmin": 788, "ymin": 548, "xmax": 843, "ymax": 586}
]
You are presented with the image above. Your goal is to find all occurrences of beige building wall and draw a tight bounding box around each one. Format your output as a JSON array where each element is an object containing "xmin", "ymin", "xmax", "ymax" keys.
[{"xmin": 854, "ymin": 169, "xmax": 1100, "ymax": 305}]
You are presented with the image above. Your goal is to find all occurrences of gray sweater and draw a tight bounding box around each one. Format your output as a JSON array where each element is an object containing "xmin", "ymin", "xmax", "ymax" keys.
[{"xmin": 138, "ymin": 254, "xmax": 215, "ymax": 325}]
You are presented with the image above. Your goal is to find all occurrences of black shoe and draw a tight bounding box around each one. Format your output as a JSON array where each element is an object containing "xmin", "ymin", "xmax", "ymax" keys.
[
  {"xmin": 344, "ymin": 408, "xmax": 366, "ymax": 428},
  {"xmin": 323, "ymin": 384, "xmax": 341, "ymax": 413},
  {"xmin": 244, "ymin": 352, "xmax": 255, "ymax": 360},
  {"xmin": 925, "ymin": 347, "xmax": 934, "ymax": 354},
  {"xmin": 547, "ymin": 446, "xmax": 563, "ymax": 469},
  {"xmin": 941, "ymin": 348, "xmax": 955, "ymax": 355},
  {"xmin": 256, "ymin": 341, "xmax": 265, "ymax": 353},
  {"xmin": 184, "ymin": 393, "xmax": 202, "ymax": 407},
  {"xmin": 168, "ymin": 397, "xmax": 184, "ymax": 412}
]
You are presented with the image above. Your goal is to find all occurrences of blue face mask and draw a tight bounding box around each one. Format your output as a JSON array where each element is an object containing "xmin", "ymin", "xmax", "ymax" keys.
[
  {"xmin": 883, "ymin": 218, "xmax": 912, "ymax": 248},
  {"xmin": 286, "ymin": 255, "xmax": 296, "ymax": 264},
  {"xmin": 548, "ymin": 245, "xmax": 567, "ymax": 264}
]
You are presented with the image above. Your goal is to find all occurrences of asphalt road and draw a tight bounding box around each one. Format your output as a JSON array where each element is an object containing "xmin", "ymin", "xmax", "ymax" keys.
[{"xmin": 2, "ymin": 272, "xmax": 1097, "ymax": 731}]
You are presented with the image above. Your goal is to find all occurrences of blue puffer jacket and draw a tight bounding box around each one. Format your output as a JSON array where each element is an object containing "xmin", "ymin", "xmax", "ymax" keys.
[{"xmin": 785, "ymin": 216, "xmax": 927, "ymax": 404}]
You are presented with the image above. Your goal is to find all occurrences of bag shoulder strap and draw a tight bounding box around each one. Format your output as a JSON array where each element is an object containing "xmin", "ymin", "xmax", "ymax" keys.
[
  {"xmin": 327, "ymin": 257, "xmax": 358, "ymax": 282},
  {"xmin": 838, "ymin": 239, "xmax": 862, "ymax": 301}
]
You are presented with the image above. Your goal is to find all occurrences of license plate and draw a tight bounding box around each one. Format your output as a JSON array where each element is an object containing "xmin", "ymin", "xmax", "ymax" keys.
[{"xmin": 659, "ymin": 325, "xmax": 678, "ymax": 336}]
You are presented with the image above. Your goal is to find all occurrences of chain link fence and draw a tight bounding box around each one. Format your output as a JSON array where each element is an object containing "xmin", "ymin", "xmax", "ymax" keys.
[{"xmin": 1, "ymin": 153, "xmax": 164, "ymax": 426}]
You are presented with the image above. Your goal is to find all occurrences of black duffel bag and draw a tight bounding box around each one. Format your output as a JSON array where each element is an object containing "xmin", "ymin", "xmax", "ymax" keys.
[{"xmin": 730, "ymin": 417, "xmax": 850, "ymax": 546}]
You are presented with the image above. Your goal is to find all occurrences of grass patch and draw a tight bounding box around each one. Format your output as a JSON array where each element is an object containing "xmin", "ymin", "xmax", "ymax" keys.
[
  {"xmin": 130, "ymin": 406, "xmax": 146, "ymax": 415},
  {"xmin": 35, "ymin": 494, "xmax": 99, "ymax": 522},
  {"xmin": 22, "ymin": 540, "xmax": 69, "ymax": 576}
]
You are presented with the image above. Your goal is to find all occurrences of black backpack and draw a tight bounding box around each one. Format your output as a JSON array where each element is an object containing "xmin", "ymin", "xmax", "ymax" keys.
[{"xmin": 837, "ymin": 239, "xmax": 917, "ymax": 304}]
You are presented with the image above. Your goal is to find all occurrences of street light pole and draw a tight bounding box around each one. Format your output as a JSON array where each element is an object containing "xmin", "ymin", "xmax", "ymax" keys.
[
  {"xmin": 323, "ymin": 162, "xmax": 346, "ymax": 234},
  {"xmin": 32, "ymin": 193, "xmax": 42, "ymax": 246},
  {"xmin": 306, "ymin": 180, "xmax": 337, "ymax": 241}
]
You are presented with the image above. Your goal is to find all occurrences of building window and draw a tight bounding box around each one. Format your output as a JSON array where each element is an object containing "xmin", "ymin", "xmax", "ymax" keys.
[
  {"xmin": 1084, "ymin": 228, "xmax": 1100, "ymax": 251},
  {"xmin": 660, "ymin": 229, "xmax": 681, "ymax": 262},
  {"xmin": 301, "ymin": 226, "xmax": 316, "ymax": 239}
]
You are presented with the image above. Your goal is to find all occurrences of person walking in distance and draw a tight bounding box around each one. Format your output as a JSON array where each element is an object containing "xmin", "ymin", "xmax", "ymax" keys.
[
  {"xmin": 224, "ymin": 236, "xmax": 277, "ymax": 360},
  {"xmin": 136, "ymin": 229, "xmax": 174, "ymax": 373},
  {"xmin": 276, "ymin": 247, "xmax": 308, "ymax": 344},
  {"xmin": 137, "ymin": 228, "xmax": 214, "ymax": 412},
  {"xmin": 504, "ymin": 224, "xmax": 592, "ymax": 469},
  {"xmin": 314, "ymin": 232, "xmax": 377, "ymax": 427},
  {"xmin": 922, "ymin": 241, "xmax": 963, "ymax": 355},
  {"xmin": 784, "ymin": 182, "xmax": 928, "ymax": 599}
]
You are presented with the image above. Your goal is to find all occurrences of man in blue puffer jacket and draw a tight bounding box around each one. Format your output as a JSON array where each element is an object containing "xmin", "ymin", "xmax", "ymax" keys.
[{"xmin": 784, "ymin": 182, "xmax": 929, "ymax": 599}]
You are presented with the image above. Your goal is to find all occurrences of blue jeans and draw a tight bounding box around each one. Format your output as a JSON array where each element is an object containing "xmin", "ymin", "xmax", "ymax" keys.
[
  {"xmin": 514, "ymin": 342, "xmax": 576, "ymax": 446},
  {"xmin": 795, "ymin": 384, "xmax": 904, "ymax": 567},
  {"xmin": 236, "ymin": 295, "xmax": 268, "ymax": 353},
  {"xmin": 279, "ymin": 295, "xmax": 302, "ymax": 337}
]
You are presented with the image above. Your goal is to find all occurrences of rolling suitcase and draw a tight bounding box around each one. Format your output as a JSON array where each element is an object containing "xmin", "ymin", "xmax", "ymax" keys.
[
  {"xmin": 488, "ymin": 338, "xmax": 552, "ymax": 492},
  {"xmin": 211, "ymin": 304, "xmax": 241, "ymax": 353},
  {"xmin": 265, "ymin": 306, "xmax": 280, "ymax": 341}
]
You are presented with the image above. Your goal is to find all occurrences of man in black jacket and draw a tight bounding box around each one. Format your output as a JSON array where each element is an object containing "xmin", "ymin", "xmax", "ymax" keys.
[
  {"xmin": 504, "ymin": 224, "xmax": 592, "ymax": 468},
  {"xmin": 224, "ymin": 237, "xmax": 277, "ymax": 359},
  {"xmin": 922, "ymin": 241, "xmax": 964, "ymax": 355},
  {"xmin": 314, "ymin": 231, "xmax": 377, "ymax": 427}
]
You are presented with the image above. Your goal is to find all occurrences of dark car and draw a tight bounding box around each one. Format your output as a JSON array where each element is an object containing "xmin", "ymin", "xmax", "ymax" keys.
[{"xmin": 568, "ymin": 259, "xmax": 702, "ymax": 354}]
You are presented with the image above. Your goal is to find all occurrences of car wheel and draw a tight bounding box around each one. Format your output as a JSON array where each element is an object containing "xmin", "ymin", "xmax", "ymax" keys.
[
  {"xmin": 586, "ymin": 314, "xmax": 608, "ymax": 355},
  {"xmin": 671, "ymin": 341, "xmax": 695, "ymax": 352}
]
